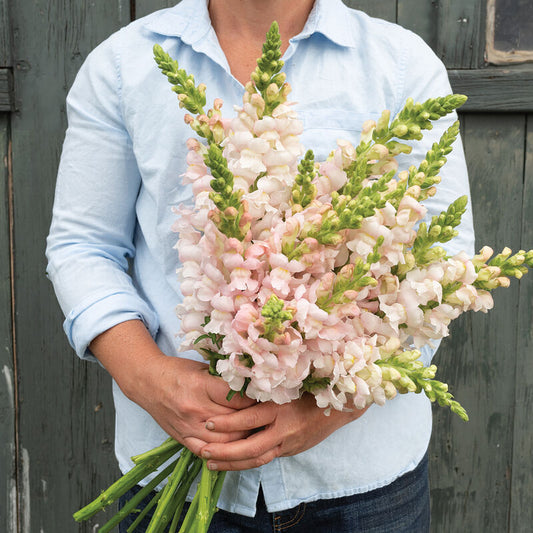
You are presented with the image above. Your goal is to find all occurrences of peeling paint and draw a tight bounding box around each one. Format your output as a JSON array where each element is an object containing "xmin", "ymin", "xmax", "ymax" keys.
[
  {"xmin": 8, "ymin": 449, "xmax": 17, "ymax": 533},
  {"xmin": 2, "ymin": 365, "xmax": 14, "ymax": 409},
  {"xmin": 21, "ymin": 448, "xmax": 30, "ymax": 533}
]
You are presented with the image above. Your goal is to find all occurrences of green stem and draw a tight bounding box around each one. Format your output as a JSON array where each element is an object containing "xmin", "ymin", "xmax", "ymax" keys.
[
  {"xmin": 132, "ymin": 438, "xmax": 182, "ymax": 465},
  {"xmin": 196, "ymin": 461, "xmax": 217, "ymax": 533},
  {"xmin": 127, "ymin": 491, "xmax": 163, "ymax": 533},
  {"xmin": 206, "ymin": 470, "xmax": 227, "ymax": 528},
  {"xmin": 169, "ymin": 456, "xmax": 203, "ymax": 532},
  {"xmin": 146, "ymin": 449, "xmax": 194, "ymax": 533},
  {"xmin": 178, "ymin": 487, "xmax": 200, "ymax": 533},
  {"xmin": 169, "ymin": 505, "xmax": 182, "ymax": 533},
  {"xmin": 98, "ymin": 458, "xmax": 179, "ymax": 533},
  {"xmin": 74, "ymin": 447, "xmax": 179, "ymax": 521}
]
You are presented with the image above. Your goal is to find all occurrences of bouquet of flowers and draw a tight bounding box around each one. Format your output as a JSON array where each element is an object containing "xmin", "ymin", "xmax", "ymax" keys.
[{"xmin": 74, "ymin": 22, "xmax": 533, "ymax": 533}]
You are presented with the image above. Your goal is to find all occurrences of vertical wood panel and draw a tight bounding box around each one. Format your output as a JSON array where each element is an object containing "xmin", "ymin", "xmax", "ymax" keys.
[
  {"xmin": 342, "ymin": 0, "xmax": 397, "ymax": 22},
  {"xmin": 429, "ymin": 114, "xmax": 525, "ymax": 532},
  {"xmin": 435, "ymin": 0, "xmax": 485, "ymax": 68},
  {"xmin": 397, "ymin": 0, "xmax": 438, "ymax": 50},
  {"xmin": 0, "ymin": 114, "xmax": 16, "ymax": 533},
  {"xmin": 9, "ymin": 1, "xmax": 130, "ymax": 530},
  {"xmin": 509, "ymin": 115, "xmax": 533, "ymax": 533},
  {"xmin": 135, "ymin": 0, "xmax": 178, "ymax": 19},
  {"xmin": 0, "ymin": 0, "xmax": 11, "ymax": 66}
]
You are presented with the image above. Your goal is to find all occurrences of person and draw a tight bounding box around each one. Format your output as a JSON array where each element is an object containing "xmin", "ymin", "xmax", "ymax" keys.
[{"xmin": 46, "ymin": 0, "xmax": 475, "ymax": 531}]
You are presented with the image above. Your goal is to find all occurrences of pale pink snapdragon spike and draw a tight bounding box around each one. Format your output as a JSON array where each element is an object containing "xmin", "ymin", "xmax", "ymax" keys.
[
  {"xmin": 317, "ymin": 160, "xmax": 348, "ymax": 196},
  {"xmin": 394, "ymin": 194, "xmax": 427, "ymax": 243},
  {"xmin": 442, "ymin": 252, "xmax": 477, "ymax": 285},
  {"xmin": 181, "ymin": 138, "xmax": 213, "ymax": 195},
  {"xmin": 216, "ymin": 355, "xmax": 252, "ymax": 393},
  {"xmin": 169, "ymin": 53, "xmax": 489, "ymax": 418}
]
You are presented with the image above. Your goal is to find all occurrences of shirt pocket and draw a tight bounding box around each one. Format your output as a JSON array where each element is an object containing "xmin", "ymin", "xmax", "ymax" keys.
[{"xmin": 298, "ymin": 109, "xmax": 382, "ymax": 161}]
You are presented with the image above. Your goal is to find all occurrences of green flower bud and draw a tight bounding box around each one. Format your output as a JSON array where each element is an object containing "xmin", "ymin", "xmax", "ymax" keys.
[{"xmin": 392, "ymin": 124, "xmax": 408, "ymax": 137}]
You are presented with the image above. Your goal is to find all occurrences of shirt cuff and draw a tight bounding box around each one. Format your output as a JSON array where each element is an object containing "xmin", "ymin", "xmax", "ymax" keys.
[{"xmin": 63, "ymin": 290, "xmax": 160, "ymax": 361}]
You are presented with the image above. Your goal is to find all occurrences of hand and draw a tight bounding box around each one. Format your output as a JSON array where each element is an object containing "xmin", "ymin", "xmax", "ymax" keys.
[
  {"xmin": 199, "ymin": 393, "xmax": 369, "ymax": 471},
  {"xmin": 129, "ymin": 356, "xmax": 257, "ymax": 456},
  {"xmin": 90, "ymin": 320, "xmax": 256, "ymax": 456}
]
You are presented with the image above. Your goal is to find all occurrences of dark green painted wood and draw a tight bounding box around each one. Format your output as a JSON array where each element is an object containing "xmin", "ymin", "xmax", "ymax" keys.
[
  {"xmin": 397, "ymin": 0, "xmax": 438, "ymax": 49},
  {"xmin": 342, "ymin": 0, "xmax": 397, "ymax": 22},
  {"xmin": 0, "ymin": 0, "xmax": 11, "ymax": 66},
  {"xmin": 135, "ymin": 0, "xmax": 177, "ymax": 19},
  {"xmin": 0, "ymin": 114, "xmax": 16, "ymax": 533},
  {"xmin": 449, "ymin": 67, "xmax": 533, "ymax": 112},
  {"xmin": 429, "ymin": 113, "xmax": 525, "ymax": 532},
  {"xmin": 0, "ymin": 69, "xmax": 13, "ymax": 111},
  {"xmin": 8, "ymin": 1, "xmax": 130, "ymax": 530},
  {"xmin": 435, "ymin": 0, "xmax": 485, "ymax": 69},
  {"xmin": 509, "ymin": 115, "xmax": 533, "ymax": 533}
]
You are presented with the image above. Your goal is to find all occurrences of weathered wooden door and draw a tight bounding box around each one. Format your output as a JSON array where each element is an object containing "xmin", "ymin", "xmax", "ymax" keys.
[
  {"xmin": 0, "ymin": 1, "xmax": 531, "ymax": 531},
  {"xmin": 0, "ymin": 1, "xmax": 128, "ymax": 531}
]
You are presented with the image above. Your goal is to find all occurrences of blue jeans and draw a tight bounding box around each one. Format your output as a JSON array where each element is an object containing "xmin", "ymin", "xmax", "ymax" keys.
[{"xmin": 118, "ymin": 453, "xmax": 430, "ymax": 532}]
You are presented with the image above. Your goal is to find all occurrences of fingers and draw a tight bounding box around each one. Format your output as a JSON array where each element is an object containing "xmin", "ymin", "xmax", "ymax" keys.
[
  {"xmin": 181, "ymin": 436, "xmax": 207, "ymax": 457},
  {"xmin": 200, "ymin": 429, "xmax": 282, "ymax": 471},
  {"xmin": 225, "ymin": 391, "xmax": 258, "ymax": 410},
  {"xmin": 205, "ymin": 402, "xmax": 278, "ymax": 433},
  {"xmin": 205, "ymin": 378, "xmax": 257, "ymax": 410}
]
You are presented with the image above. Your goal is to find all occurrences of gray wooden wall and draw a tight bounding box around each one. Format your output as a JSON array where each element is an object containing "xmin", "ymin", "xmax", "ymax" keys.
[{"xmin": 0, "ymin": 1, "xmax": 531, "ymax": 531}]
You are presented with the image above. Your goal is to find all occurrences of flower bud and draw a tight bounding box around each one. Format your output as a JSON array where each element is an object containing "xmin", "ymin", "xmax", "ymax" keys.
[
  {"xmin": 384, "ymin": 381, "xmax": 397, "ymax": 399},
  {"xmin": 507, "ymin": 252, "xmax": 525, "ymax": 267},
  {"xmin": 395, "ymin": 350, "xmax": 421, "ymax": 363},
  {"xmin": 224, "ymin": 206, "xmax": 238, "ymax": 218},
  {"xmin": 399, "ymin": 376, "xmax": 417, "ymax": 392},
  {"xmin": 339, "ymin": 263, "xmax": 355, "ymax": 280},
  {"xmin": 376, "ymin": 110, "xmax": 391, "ymax": 133},
  {"xmin": 392, "ymin": 124, "xmax": 408, "ymax": 137}
]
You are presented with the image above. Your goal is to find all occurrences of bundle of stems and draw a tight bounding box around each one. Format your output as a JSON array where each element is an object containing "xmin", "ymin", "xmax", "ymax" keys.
[{"xmin": 73, "ymin": 437, "xmax": 225, "ymax": 532}]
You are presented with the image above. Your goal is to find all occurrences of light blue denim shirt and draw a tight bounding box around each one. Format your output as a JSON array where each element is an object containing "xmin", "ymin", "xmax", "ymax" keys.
[{"xmin": 46, "ymin": 0, "xmax": 475, "ymax": 516}]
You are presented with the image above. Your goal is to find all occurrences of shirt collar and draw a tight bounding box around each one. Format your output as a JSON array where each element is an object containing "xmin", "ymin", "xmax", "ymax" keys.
[
  {"xmin": 144, "ymin": 0, "xmax": 212, "ymax": 46},
  {"xmin": 144, "ymin": 0, "xmax": 357, "ymax": 49},
  {"xmin": 294, "ymin": 0, "xmax": 358, "ymax": 48}
]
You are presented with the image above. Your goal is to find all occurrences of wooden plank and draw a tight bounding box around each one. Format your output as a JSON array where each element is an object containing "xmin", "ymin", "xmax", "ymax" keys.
[
  {"xmin": 509, "ymin": 115, "xmax": 533, "ymax": 533},
  {"xmin": 8, "ymin": 1, "xmax": 130, "ymax": 530},
  {"xmin": 0, "ymin": 115, "xmax": 17, "ymax": 533},
  {"xmin": 135, "ymin": 0, "xmax": 177, "ymax": 19},
  {"xmin": 429, "ymin": 114, "xmax": 525, "ymax": 532},
  {"xmin": 435, "ymin": 0, "xmax": 485, "ymax": 69},
  {"xmin": 449, "ymin": 67, "xmax": 533, "ymax": 112},
  {"xmin": 0, "ymin": 0, "xmax": 11, "ymax": 66},
  {"xmin": 342, "ymin": 0, "xmax": 397, "ymax": 22},
  {"xmin": 0, "ymin": 69, "xmax": 13, "ymax": 111},
  {"xmin": 397, "ymin": 0, "xmax": 438, "ymax": 50}
]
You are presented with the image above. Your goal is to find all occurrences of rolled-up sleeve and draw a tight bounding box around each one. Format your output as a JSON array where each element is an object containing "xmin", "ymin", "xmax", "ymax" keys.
[{"xmin": 46, "ymin": 32, "xmax": 159, "ymax": 360}]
